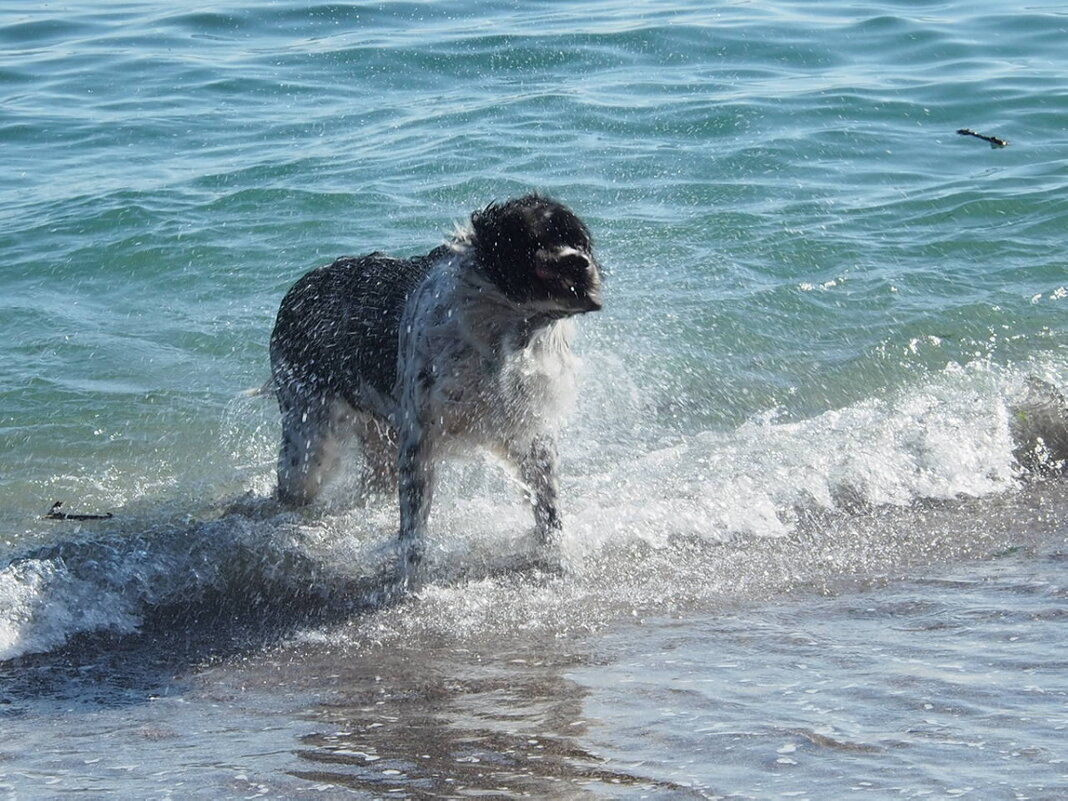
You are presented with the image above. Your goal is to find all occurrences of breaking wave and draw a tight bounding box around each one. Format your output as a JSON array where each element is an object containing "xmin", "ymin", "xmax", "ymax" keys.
[{"xmin": 2, "ymin": 360, "xmax": 1066, "ymax": 662}]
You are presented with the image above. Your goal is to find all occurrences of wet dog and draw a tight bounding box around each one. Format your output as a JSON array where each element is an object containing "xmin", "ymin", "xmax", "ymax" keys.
[{"xmin": 269, "ymin": 194, "xmax": 602, "ymax": 575}]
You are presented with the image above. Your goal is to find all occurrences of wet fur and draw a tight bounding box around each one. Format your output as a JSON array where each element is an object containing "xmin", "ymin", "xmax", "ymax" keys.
[{"xmin": 269, "ymin": 195, "xmax": 602, "ymax": 573}]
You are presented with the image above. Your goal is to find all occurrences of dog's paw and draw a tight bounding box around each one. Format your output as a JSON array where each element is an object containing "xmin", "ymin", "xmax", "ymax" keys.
[
  {"xmin": 526, "ymin": 534, "xmax": 567, "ymax": 577},
  {"xmin": 393, "ymin": 537, "xmax": 427, "ymax": 593},
  {"xmin": 530, "ymin": 551, "xmax": 565, "ymax": 577}
]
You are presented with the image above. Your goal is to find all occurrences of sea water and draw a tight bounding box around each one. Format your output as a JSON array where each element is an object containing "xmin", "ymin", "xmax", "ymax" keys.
[{"xmin": 1, "ymin": 1, "xmax": 1066, "ymax": 798}]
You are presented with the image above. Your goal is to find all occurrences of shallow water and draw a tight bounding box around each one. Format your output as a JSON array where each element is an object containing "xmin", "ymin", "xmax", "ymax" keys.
[
  {"xmin": 2, "ymin": 499, "xmax": 1065, "ymax": 799},
  {"xmin": 2, "ymin": 0, "xmax": 1068, "ymax": 797}
]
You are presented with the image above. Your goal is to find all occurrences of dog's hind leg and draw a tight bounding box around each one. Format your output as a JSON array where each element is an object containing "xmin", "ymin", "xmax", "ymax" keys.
[
  {"xmin": 354, "ymin": 412, "xmax": 398, "ymax": 496},
  {"xmin": 276, "ymin": 392, "xmax": 350, "ymax": 506}
]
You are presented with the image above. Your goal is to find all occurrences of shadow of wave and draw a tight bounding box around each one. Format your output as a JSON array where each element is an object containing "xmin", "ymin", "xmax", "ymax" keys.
[
  {"xmin": 0, "ymin": 503, "xmax": 410, "ymax": 708},
  {"xmin": 0, "ymin": 582, "xmax": 382, "ymax": 711}
]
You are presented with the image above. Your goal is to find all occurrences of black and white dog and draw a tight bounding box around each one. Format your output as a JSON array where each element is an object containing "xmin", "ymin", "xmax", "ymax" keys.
[{"xmin": 269, "ymin": 194, "xmax": 602, "ymax": 574}]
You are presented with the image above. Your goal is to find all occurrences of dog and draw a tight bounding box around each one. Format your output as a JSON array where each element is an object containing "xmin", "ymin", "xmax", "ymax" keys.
[{"xmin": 269, "ymin": 194, "xmax": 602, "ymax": 575}]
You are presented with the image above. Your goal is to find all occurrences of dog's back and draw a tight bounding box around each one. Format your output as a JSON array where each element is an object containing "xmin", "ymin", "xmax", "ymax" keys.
[{"xmin": 270, "ymin": 248, "xmax": 445, "ymax": 412}]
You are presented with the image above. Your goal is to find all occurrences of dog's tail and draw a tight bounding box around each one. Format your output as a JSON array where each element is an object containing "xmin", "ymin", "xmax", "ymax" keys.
[{"xmin": 241, "ymin": 378, "xmax": 276, "ymax": 399}]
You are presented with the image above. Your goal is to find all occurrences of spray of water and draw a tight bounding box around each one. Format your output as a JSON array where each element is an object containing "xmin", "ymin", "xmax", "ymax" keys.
[{"xmin": 2, "ymin": 356, "xmax": 1066, "ymax": 661}]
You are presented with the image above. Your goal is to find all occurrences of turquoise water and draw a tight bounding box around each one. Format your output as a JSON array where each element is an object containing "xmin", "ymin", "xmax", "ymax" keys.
[{"xmin": 2, "ymin": 1, "xmax": 1067, "ymax": 798}]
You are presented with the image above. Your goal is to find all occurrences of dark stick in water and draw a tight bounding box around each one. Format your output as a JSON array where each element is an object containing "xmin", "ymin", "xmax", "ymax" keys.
[
  {"xmin": 957, "ymin": 128, "xmax": 1008, "ymax": 148},
  {"xmin": 43, "ymin": 500, "xmax": 114, "ymax": 521}
]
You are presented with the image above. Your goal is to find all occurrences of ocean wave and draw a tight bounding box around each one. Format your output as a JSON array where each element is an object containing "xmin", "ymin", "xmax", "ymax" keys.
[{"xmin": 3, "ymin": 361, "xmax": 1065, "ymax": 662}]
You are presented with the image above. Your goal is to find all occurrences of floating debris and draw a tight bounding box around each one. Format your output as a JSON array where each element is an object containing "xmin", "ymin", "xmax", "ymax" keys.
[
  {"xmin": 957, "ymin": 128, "xmax": 1008, "ymax": 148},
  {"xmin": 43, "ymin": 500, "xmax": 114, "ymax": 521}
]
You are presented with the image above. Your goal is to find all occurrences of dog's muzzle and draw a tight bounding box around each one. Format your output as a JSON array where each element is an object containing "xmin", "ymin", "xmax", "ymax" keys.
[
  {"xmin": 535, "ymin": 249, "xmax": 603, "ymax": 315},
  {"xmin": 579, "ymin": 260, "xmax": 603, "ymax": 313}
]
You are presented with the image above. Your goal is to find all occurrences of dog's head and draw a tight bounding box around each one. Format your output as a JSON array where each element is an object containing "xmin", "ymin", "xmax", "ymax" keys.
[{"xmin": 470, "ymin": 194, "xmax": 602, "ymax": 316}]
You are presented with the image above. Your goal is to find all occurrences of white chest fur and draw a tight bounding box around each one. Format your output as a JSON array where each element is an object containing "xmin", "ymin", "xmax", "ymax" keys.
[{"xmin": 396, "ymin": 259, "xmax": 579, "ymax": 452}]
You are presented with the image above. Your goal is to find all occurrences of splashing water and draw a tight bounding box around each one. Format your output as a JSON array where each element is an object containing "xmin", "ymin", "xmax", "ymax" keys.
[{"xmin": 3, "ymin": 356, "xmax": 1065, "ymax": 661}]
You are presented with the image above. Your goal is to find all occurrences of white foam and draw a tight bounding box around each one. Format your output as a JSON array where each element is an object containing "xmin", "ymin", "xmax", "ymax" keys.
[{"xmin": 559, "ymin": 360, "xmax": 1025, "ymax": 557}]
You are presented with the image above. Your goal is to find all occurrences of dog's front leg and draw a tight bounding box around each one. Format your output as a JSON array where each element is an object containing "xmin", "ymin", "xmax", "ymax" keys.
[
  {"xmin": 396, "ymin": 379, "xmax": 435, "ymax": 582},
  {"xmin": 397, "ymin": 428, "xmax": 434, "ymax": 571},
  {"xmin": 516, "ymin": 434, "xmax": 562, "ymax": 546}
]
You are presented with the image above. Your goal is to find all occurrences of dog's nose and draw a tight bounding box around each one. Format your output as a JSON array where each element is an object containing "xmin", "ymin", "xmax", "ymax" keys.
[{"xmin": 582, "ymin": 293, "xmax": 603, "ymax": 313}]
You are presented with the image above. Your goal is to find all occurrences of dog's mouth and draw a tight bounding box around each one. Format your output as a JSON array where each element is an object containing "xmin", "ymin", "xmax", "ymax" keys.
[
  {"xmin": 580, "ymin": 294, "xmax": 603, "ymax": 313},
  {"xmin": 563, "ymin": 290, "xmax": 602, "ymax": 315},
  {"xmin": 539, "ymin": 294, "xmax": 602, "ymax": 320},
  {"xmin": 532, "ymin": 310, "xmax": 573, "ymax": 323},
  {"xmin": 525, "ymin": 305, "xmax": 591, "ymax": 328}
]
